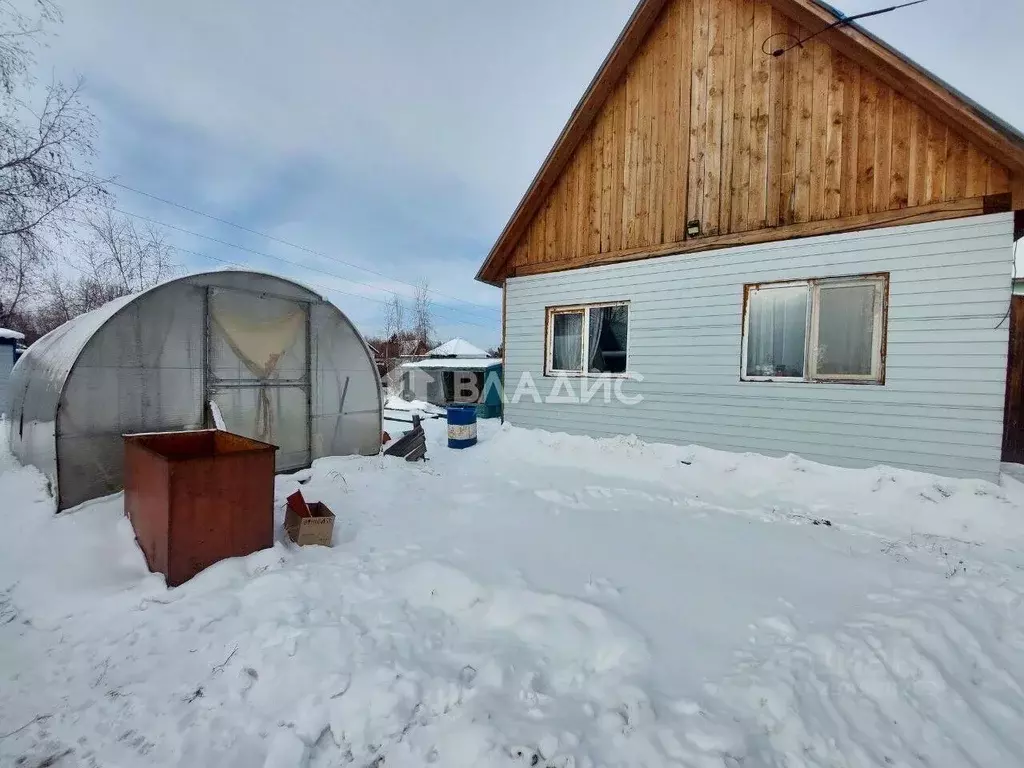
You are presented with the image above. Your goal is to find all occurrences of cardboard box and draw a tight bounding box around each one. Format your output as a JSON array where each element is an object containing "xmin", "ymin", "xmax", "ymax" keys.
[{"xmin": 284, "ymin": 490, "xmax": 335, "ymax": 546}]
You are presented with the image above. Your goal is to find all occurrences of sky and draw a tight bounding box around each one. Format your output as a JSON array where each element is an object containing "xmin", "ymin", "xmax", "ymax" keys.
[{"xmin": 25, "ymin": 0, "xmax": 1024, "ymax": 348}]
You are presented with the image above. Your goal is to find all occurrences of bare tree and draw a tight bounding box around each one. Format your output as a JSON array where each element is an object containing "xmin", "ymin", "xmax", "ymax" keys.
[
  {"xmin": 78, "ymin": 208, "xmax": 176, "ymax": 296},
  {"xmin": 380, "ymin": 293, "xmax": 407, "ymax": 373},
  {"xmin": 1, "ymin": 79, "xmax": 101, "ymax": 243},
  {"xmin": 0, "ymin": 0, "xmax": 59, "ymax": 95},
  {"xmin": 0, "ymin": 237, "xmax": 43, "ymax": 326},
  {"xmin": 18, "ymin": 209, "xmax": 177, "ymax": 340},
  {"xmin": 383, "ymin": 293, "xmax": 406, "ymax": 341},
  {"xmin": 411, "ymin": 279, "xmax": 435, "ymax": 351},
  {"xmin": 0, "ymin": 1, "xmax": 103, "ymax": 326}
]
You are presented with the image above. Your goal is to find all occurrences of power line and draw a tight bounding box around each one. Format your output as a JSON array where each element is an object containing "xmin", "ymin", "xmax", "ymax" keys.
[
  {"xmin": 61, "ymin": 211, "xmax": 495, "ymax": 329},
  {"xmin": 177, "ymin": 245, "xmax": 496, "ymax": 327},
  {"xmin": 102, "ymin": 205, "xmax": 497, "ymax": 328},
  {"xmin": 55, "ymin": 166, "xmax": 500, "ymax": 315}
]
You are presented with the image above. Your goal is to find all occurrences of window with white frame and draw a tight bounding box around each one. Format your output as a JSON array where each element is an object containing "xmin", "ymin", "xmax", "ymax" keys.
[
  {"xmin": 546, "ymin": 302, "xmax": 629, "ymax": 375},
  {"xmin": 741, "ymin": 274, "xmax": 887, "ymax": 383}
]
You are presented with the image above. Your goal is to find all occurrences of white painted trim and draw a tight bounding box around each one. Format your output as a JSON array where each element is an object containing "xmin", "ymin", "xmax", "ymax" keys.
[
  {"xmin": 808, "ymin": 276, "xmax": 886, "ymax": 382},
  {"xmin": 740, "ymin": 280, "xmax": 809, "ymax": 381},
  {"xmin": 545, "ymin": 301, "xmax": 630, "ymax": 377},
  {"xmin": 741, "ymin": 274, "xmax": 887, "ymax": 385}
]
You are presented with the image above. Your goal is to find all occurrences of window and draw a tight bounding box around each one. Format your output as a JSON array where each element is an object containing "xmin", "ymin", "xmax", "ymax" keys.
[
  {"xmin": 742, "ymin": 274, "xmax": 887, "ymax": 384},
  {"xmin": 546, "ymin": 302, "xmax": 629, "ymax": 375}
]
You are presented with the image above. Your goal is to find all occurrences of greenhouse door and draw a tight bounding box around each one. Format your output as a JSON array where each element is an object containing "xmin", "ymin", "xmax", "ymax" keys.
[{"xmin": 205, "ymin": 286, "xmax": 311, "ymax": 470}]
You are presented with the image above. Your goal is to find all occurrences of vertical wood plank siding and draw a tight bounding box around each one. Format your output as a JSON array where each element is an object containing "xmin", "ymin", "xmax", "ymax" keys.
[
  {"xmin": 507, "ymin": 0, "xmax": 1012, "ymax": 273},
  {"xmin": 503, "ymin": 215, "xmax": 1014, "ymax": 480}
]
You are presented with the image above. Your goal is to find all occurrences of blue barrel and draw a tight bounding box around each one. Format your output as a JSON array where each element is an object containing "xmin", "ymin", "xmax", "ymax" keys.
[{"xmin": 447, "ymin": 404, "xmax": 478, "ymax": 449}]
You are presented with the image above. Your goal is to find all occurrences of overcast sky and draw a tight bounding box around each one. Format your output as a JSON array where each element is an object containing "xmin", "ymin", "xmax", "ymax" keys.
[{"xmin": 32, "ymin": 0, "xmax": 1024, "ymax": 347}]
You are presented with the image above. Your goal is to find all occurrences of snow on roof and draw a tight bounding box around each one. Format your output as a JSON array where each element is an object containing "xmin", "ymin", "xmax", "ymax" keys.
[
  {"xmin": 401, "ymin": 357, "xmax": 501, "ymax": 370},
  {"xmin": 0, "ymin": 328, "xmax": 25, "ymax": 341},
  {"xmin": 427, "ymin": 337, "xmax": 488, "ymax": 358}
]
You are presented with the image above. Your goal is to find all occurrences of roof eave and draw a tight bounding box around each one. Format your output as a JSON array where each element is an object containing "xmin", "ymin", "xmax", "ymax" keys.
[
  {"xmin": 476, "ymin": 0, "xmax": 1024, "ymax": 286},
  {"xmin": 475, "ymin": 0, "xmax": 669, "ymax": 286}
]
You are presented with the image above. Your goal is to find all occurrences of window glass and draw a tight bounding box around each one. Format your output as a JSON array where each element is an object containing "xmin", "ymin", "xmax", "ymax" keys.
[
  {"xmin": 745, "ymin": 285, "xmax": 807, "ymax": 378},
  {"xmin": 815, "ymin": 282, "xmax": 878, "ymax": 376},
  {"xmin": 587, "ymin": 305, "xmax": 629, "ymax": 373},
  {"xmin": 551, "ymin": 311, "xmax": 584, "ymax": 371}
]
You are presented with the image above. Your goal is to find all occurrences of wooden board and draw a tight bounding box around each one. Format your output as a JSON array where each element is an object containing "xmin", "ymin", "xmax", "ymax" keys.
[
  {"xmin": 1003, "ymin": 296, "xmax": 1024, "ymax": 464},
  {"xmin": 497, "ymin": 0, "xmax": 1015, "ymax": 279}
]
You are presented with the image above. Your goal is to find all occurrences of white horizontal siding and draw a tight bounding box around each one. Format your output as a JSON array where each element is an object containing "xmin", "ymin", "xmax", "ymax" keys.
[{"xmin": 503, "ymin": 214, "xmax": 1015, "ymax": 480}]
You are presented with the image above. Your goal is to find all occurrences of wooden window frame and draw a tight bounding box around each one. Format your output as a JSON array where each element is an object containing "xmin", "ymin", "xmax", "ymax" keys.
[
  {"xmin": 544, "ymin": 301, "xmax": 630, "ymax": 377},
  {"xmin": 740, "ymin": 273, "xmax": 889, "ymax": 385}
]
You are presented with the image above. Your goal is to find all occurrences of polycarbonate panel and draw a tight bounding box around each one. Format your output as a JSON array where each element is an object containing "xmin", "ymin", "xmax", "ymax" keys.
[
  {"xmin": 309, "ymin": 302, "xmax": 382, "ymax": 459},
  {"xmin": 6, "ymin": 292, "xmax": 137, "ymax": 489},
  {"xmin": 208, "ymin": 288, "xmax": 308, "ymax": 383},
  {"xmin": 58, "ymin": 282, "xmax": 205, "ymax": 509},
  {"xmin": 7, "ymin": 269, "xmax": 381, "ymax": 511},
  {"xmin": 210, "ymin": 385, "xmax": 309, "ymax": 470}
]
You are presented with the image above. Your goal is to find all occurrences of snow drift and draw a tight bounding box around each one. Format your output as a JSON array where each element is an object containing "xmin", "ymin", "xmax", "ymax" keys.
[{"xmin": 2, "ymin": 417, "xmax": 1024, "ymax": 767}]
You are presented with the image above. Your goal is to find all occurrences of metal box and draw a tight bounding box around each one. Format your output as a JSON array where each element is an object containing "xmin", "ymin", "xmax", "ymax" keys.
[{"xmin": 123, "ymin": 429, "xmax": 278, "ymax": 587}]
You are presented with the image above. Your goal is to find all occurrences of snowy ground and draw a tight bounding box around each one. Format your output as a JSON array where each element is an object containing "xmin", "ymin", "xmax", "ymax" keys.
[{"xmin": 2, "ymin": 415, "xmax": 1024, "ymax": 767}]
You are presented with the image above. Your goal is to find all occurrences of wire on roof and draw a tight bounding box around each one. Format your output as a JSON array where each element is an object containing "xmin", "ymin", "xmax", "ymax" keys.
[{"xmin": 761, "ymin": 0, "xmax": 928, "ymax": 58}]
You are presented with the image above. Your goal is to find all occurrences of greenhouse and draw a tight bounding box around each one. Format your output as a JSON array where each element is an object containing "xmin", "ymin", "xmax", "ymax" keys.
[{"xmin": 7, "ymin": 270, "xmax": 382, "ymax": 511}]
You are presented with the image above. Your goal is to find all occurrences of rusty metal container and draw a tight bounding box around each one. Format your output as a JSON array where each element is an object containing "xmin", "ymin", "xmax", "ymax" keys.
[{"xmin": 123, "ymin": 429, "xmax": 278, "ymax": 587}]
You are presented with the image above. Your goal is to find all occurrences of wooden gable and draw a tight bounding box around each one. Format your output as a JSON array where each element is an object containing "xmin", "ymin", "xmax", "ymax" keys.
[{"xmin": 478, "ymin": 0, "xmax": 1023, "ymax": 285}]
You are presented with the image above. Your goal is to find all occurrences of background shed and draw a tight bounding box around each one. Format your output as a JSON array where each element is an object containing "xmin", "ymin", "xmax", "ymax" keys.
[
  {"xmin": 399, "ymin": 338, "xmax": 502, "ymax": 418},
  {"xmin": 0, "ymin": 328, "xmax": 25, "ymax": 416},
  {"xmin": 7, "ymin": 270, "xmax": 382, "ymax": 511}
]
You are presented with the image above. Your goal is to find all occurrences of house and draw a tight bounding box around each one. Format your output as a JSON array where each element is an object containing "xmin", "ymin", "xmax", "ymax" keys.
[
  {"xmin": 371, "ymin": 334, "xmax": 432, "ymax": 379},
  {"xmin": 399, "ymin": 339, "xmax": 503, "ymax": 418},
  {"xmin": 0, "ymin": 327, "xmax": 25, "ymax": 416},
  {"xmin": 423, "ymin": 337, "xmax": 491, "ymax": 359},
  {"xmin": 476, "ymin": 0, "xmax": 1024, "ymax": 480}
]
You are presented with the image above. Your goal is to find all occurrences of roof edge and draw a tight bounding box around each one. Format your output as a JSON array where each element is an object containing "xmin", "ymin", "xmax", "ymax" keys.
[
  {"xmin": 476, "ymin": 0, "xmax": 1024, "ymax": 286},
  {"xmin": 476, "ymin": 0, "xmax": 668, "ymax": 286},
  {"xmin": 776, "ymin": 0, "xmax": 1024, "ymax": 167}
]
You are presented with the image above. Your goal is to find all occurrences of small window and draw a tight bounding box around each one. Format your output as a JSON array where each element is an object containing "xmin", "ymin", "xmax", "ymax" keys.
[
  {"xmin": 742, "ymin": 274, "xmax": 887, "ymax": 384},
  {"xmin": 546, "ymin": 302, "xmax": 629, "ymax": 375}
]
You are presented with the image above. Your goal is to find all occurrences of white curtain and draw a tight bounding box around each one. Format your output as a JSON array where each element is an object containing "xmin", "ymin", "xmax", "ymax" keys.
[
  {"xmin": 746, "ymin": 286, "xmax": 807, "ymax": 377},
  {"xmin": 210, "ymin": 297, "xmax": 306, "ymax": 440},
  {"xmin": 588, "ymin": 308, "xmax": 605, "ymax": 371},
  {"xmin": 552, "ymin": 312, "xmax": 583, "ymax": 371}
]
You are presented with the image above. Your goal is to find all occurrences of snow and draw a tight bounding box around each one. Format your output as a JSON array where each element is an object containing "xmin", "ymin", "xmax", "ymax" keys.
[
  {"xmin": 425, "ymin": 337, "xmax": 489, "ymax": 358},
  {"xmin": 401, "ymin": 357, "xmax": 500, "ymax": 370},
  {"xmin": 0, "ymin": 327, "xmax": 25, "ymax": 341},
  {"xmin": 2, "ymin": 414, "xmax": 1024, "ymax": 766},
  {"xmin": 383, "ymin": 395, "xmax": 444, "ymax": 415}
]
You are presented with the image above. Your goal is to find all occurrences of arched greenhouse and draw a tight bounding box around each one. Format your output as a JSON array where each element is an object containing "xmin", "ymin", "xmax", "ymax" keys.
[{"xmin": 7, "ymin": 270, "xmax": 382, "ymax": 511}]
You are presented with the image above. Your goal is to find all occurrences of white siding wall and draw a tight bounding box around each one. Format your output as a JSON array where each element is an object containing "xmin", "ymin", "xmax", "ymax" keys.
[{"xmin": 504, "ymin": 214, "xmax": 1015, "ymax": 480}]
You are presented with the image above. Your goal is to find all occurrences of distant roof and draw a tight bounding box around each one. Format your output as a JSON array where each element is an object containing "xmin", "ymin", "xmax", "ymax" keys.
[
  {"xmin": 427, "ymin": 337, "xmax": 489, "ymax": 358},
  {"xmin": 0, "ymin": 328, "xmax": 25, "ymax": 341},
  {"xmin": 402, "ymin": 357, "xmax": 501, "ymax": 370}
]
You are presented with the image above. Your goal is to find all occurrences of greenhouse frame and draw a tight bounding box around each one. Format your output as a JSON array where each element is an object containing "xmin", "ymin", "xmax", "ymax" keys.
[{"xmin": 7, "ymin": 270, "xmax": 382, "ymax": 511}]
